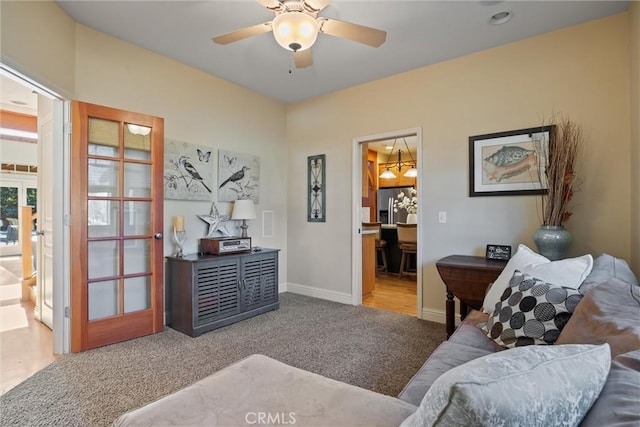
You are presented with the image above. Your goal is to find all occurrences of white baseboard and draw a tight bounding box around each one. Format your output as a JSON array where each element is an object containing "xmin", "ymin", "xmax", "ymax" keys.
[
  {"xmin": 285, "ymin": 283, "xmax": 353, "ymax": 305},
  {"xmin": 278, "ymin": 282, "xmax": 288, "ymax": 293},
  {"xmin": 420, "ymin": 307, "xmax": 461, "ymax": 326}
]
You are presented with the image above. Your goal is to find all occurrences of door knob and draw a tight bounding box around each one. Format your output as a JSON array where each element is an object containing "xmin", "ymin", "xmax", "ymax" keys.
[{"xmin": 154, "ymin": 233, "xmax": 163, "ymax": 239}]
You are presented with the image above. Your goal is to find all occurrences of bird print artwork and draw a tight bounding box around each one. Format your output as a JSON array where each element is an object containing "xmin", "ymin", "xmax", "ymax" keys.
[
  {"xmin": 164, "ymin": 140, "xmax": 215, "ymax": 201},
  {"xmin": 218, "ymin": 149, "xmax": 260, "ymax": 203},
  {"xmin": 219, "ymin": 166, "xmax": 249, "ymax": 189},
  {"xmin": 179, "ymin": 155, "xmax": 212, "ymax": 193}
]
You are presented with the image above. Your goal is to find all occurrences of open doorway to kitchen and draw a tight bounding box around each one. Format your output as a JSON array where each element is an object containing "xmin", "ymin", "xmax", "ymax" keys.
[{"xmin": 351, "ymin": 128, "xmax": 423, "ymax": 318}]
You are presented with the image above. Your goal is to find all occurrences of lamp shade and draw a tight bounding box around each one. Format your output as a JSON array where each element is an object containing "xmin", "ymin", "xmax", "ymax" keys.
[
  {"xmin": 379, "ymin": 168, "xmax": 396, "ymax": 179},
  {"xmin": 403, "ymin": 167, "xmax": 418, "ymax": 178},
  {"xmin": 272, "ymin": 12, "xmax": 319, "ymax": 52},
  {"xmin": 231, "ymin": 199, "xmax": 256, "ymax": 220}
]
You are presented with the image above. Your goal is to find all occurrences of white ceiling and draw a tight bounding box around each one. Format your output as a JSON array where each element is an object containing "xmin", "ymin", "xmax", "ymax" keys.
[
  {"xmin": 53, "ymin": 0, "xmax": 628, "ymax": 104},
  {"xmin": 0, "ymin": 75, "xmax": 38, "ymax": 115}
]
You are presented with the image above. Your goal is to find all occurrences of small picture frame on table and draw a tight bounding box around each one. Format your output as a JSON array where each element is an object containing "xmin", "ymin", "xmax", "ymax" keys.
[{"xmin": 486, "ymin": 244, "xmax": 512, "ymax": 261}]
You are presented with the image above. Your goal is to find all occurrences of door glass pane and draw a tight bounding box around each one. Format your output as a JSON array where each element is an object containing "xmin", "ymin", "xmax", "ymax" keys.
[
  {"xmin": 124, "ymin": 276, "xmax": 150, "ymax": 313},
  {"xmin": 88, "ymin": 159, "xmax": 120, "ymax": 197},
  {"xmin": 88, "ymin": 200, "xmax": 119, "ymax": 238},
  {"xmin": 124, "ymin": 239, "xmax": 150, "ymax": 275},
  {"xmin": 88, "ymin": 280, "xmax": 119, "ymax": 320},
  {"xmin": 26, "ymin": 187, "xmax": 37, "ymax": 214},
  {"xmin": 124, "ymin": 124, "xmax": 151, "ymax": 160},
  {"xmin": 88, "ymin": 118, "xmax": 120, "ymax": 157},
  {"xmin": 88, "ymin": 240, "xmax": 119, "ymax": 280},
  {"xmin": 123, "ymin": 201, "xmax": 151, "ymax": 236},
  {"xmin": 0, "ymin": 186, "xmax": 19, "ymax": 245},
  {"xmin": 124, "ymin": 162, "xmax": 151, "ymax": 198}
]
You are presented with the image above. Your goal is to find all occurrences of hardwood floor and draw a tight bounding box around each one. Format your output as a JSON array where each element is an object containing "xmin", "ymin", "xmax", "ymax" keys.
[
  {"xmin": 362, "ymin": 273, "xmax": 417, "ymax": 316},
  {"xmin": 0, "ymin": 256, "xmax": 57, "ymax": 395}
]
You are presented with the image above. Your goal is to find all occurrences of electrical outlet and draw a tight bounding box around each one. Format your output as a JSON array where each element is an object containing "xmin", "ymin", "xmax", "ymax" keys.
[{"xmin": 438, "ymin": 211, "xmax": 447, "ymax": 223}]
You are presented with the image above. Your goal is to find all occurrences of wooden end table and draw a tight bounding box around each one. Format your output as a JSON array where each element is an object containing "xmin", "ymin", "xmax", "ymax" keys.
[{"xmin": 436, "ymin": 255, "xmax": 507, "ymax": 338}]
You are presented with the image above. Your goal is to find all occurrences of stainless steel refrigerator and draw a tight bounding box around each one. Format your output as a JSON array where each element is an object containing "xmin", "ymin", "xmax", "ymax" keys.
[{"xmin": 377, "ymin": 186, "xmax": 414, "ymax": 224}]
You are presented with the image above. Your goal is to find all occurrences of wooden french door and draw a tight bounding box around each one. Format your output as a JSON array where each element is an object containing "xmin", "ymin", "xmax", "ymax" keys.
[{"xmin": 70, "ymin": 101, "xmax": 164, "ymax": 352}]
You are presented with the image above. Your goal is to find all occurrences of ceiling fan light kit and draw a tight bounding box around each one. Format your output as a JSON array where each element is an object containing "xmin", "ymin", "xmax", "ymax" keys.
[
  {"xmin": 273, "ymin": 11, "xmax": 319, "ymax": 51},
  {"xmin": 212, "ymin": 0, "xmax": 386, "ymax": 69}
]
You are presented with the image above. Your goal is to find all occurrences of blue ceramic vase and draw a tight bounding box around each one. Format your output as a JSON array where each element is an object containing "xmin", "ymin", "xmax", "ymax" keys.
[{"xmin": 533, "ymin": 225, "xmax": 572, "ymax": 260}]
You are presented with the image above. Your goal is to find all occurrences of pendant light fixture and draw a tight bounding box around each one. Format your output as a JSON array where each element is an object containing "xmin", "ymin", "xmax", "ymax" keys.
[{"xmin": 379, "ymin": 138, "xmax": 418, "ymax": 179}]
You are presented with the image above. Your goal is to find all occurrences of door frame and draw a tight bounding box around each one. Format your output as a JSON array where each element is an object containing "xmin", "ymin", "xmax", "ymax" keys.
[
  {"xmin": 351, "ymin": 127, "xmax": 423, "ymax": 318},
  {"xmin": 1, "ymin": 63, "xmax": 70, "ymax": 354}
]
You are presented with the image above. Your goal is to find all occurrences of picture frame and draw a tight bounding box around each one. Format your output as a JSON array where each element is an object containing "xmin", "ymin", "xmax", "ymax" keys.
[
  {"xmin": 308, "ymin": 154, "xmax": 325, "ymax": 222},
  {"xmin": 164, "ymin": 139, "xmax": 215, "ymax": 201},
  {"xmin": 486, "ymin": 244, "xmax": 512, "ymax": 261},
  {"xmin": 218, "ymin": 150, "xmax": 260, "ymax": 203},
  {"xmin": 469, "ymin": 125, "xmax": 553, "ymax": 197}
]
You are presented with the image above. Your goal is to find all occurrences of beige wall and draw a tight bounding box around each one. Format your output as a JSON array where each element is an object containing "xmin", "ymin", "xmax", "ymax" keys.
[
  {"xmin": 1, "ymin": 0, "xmax": 289, "ymax": 283},
  {"xmin": 73, "ymin": 25, "xmax": 289, "ymax": 282},
  {"xmin": 630, "ymin": 2, "xmax": 640, "ymax": 274},
  {"xmin": 2, "ymin": 0, "xmax": 635, "ymax": 318},
  {"xmin": 287, "ymin": 13, "xmax": 632, "ymax": 316},
  {"xmin": 0, "ymin": 0, "xmax": 75, "ymax": 97}
]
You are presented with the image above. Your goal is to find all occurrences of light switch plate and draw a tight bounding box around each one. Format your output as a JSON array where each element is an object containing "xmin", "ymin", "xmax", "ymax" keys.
[{"xmin": 438, "ymin": 211, "xmax": 447, "ymax": 223}]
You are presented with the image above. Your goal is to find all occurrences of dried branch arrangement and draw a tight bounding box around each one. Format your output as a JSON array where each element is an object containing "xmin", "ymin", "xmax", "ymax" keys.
[{"xmin": 539, "ymin": 115, "xmax": 583, "ymax": 226}]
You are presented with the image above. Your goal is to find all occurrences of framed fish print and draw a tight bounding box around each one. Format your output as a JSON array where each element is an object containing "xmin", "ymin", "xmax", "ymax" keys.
[
  {"xmin": 308, "ymin": 154, "xmax": 325, "ymax": 222},
  {"xmin": 469, "ymin": 126, "xmax": 553, "ymax": 197}
]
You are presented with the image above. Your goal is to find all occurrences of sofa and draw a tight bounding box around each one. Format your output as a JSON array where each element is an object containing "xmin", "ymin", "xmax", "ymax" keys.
[{"xmin": 115, "ymin": 251, "xmax": 640, "ymax": 426}]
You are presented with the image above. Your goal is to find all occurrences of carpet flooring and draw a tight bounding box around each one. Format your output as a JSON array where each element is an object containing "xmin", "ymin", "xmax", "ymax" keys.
[{"xmin": 0, "ymin": 293, "xmax": 445, "ymax": 427}]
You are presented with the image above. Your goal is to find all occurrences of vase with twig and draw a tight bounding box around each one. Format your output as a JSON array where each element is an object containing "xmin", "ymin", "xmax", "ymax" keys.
[{"xmin": 533, "ymin": 115, "xmax": 583, "ymax": 260}]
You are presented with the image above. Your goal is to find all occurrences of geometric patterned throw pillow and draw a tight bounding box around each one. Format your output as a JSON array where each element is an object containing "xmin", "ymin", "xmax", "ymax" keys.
[{"xmin": 485, "ymin": 270, "xmax": 583, "ymax": 348}]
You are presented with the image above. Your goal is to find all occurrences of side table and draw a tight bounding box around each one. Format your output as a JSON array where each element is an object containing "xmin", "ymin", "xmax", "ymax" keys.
[{"xmin": 436, "ymin": 255, "xmax": 507, "ymax": 338}]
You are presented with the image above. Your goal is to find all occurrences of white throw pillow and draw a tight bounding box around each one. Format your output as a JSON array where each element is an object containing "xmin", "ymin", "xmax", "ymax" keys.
[
  {"xmin": 400, "ymin": 344, "xmax": 611, "ymax": 427},
  {"xmin": 482, "ymin": 244, "xmax": 593, "ymax": 316}
]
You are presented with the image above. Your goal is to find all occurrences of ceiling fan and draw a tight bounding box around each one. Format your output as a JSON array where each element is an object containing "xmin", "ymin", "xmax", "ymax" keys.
[{"xmin": 212, "ymin": 0, "xmax": 387, "ymax": 69}]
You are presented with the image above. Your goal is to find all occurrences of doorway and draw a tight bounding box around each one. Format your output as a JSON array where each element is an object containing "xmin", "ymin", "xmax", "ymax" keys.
[
  {"xmin": 0, "ymin": 72, "xmax": 61, "ymax": 394},
  {"xmin": 351, "ymin": 128, "xmax": 423, "ymax": 317}
]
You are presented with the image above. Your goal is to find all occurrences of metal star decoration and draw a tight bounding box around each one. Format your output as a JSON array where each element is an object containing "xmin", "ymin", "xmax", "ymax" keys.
[{"xmin": 198, "ymin": 201, "xmax": 232, "ymax": 237}]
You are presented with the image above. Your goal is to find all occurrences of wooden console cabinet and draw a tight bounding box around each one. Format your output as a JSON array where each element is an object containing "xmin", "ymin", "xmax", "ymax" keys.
[{"xmin": 166, "ymin": 249, "xmax": 279, "ymax": 337}]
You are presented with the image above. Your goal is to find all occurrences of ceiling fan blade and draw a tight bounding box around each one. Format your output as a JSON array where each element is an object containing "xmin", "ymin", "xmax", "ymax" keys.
[
  {"xmin": 294, "ymin": 49, "xmax": 313, "ymax": 68},
  {"xmin": 304, "ymin": 0, "xmax": 332, "ymax": 12},
  {"xmin": 255, "ymin": 0, "xmax": 284, "ymax": 11},
  {"xmin": 319, "ymin": 18, "xmax": 386, "ymax": 47},
  {"xmin": 212, "ymin": 22, "xmax": 273, "ymax": 45}
]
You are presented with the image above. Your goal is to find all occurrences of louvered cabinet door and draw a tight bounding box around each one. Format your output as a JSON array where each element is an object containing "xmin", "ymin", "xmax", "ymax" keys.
[
  {"xmin": 241, "ymin": 253, "xmax": 278, "ymax": 311},
  {"xmin": 195, "ymin": 258, "xmax": 241, "ymax": 327}
]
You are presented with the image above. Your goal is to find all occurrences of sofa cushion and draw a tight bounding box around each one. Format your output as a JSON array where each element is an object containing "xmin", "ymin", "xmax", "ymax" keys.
[
  {"xmin": 579, "ymin": 253, "xmax": 639, "ymax": 295},
  {"xmin": 580, "ymin": 349, "xmax": 640, "ymax": 426},
  {"xmin": 397, "ymin": 341, "xmax": 494, "ymax": 406},
  {"xmin": 114, "ymin": 354, "xmax": 417, "ymax": 427},
  {"xmin": 400, "ymin": 344, "xmax": 611, "ymax": 427},
  {"xmin": 556, "ymin": 278, "xmax": 640, "ymax": 358},
  {"xmin": 485, "ymin": 270, "xmax": 582, "ymax": 348},
  {"xmin": 482, "ymin": 244, "xmax": 592, "ymax": 316},
  {"xmin": 448, "ymin": 310, "xmax": 505, "ymax": 352}
]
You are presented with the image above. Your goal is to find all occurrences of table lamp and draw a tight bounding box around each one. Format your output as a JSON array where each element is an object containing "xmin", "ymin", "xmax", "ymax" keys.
[{"xmin": 231, "ymin": 199, "xmax": 256, "ymax": 238}]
